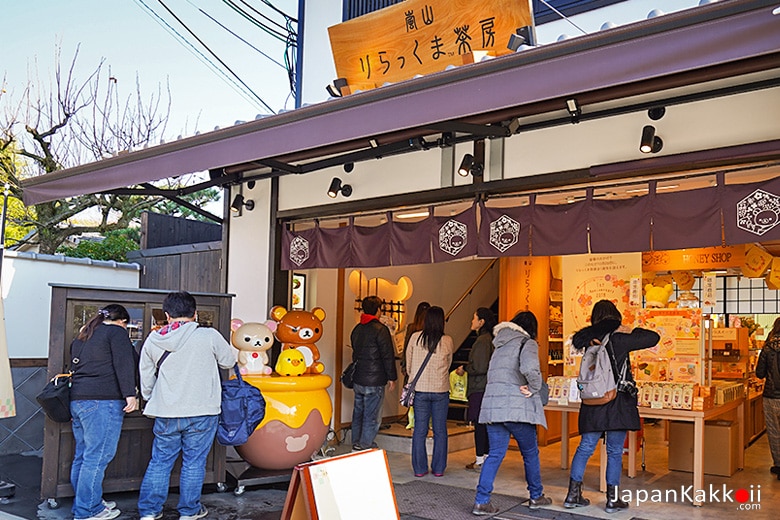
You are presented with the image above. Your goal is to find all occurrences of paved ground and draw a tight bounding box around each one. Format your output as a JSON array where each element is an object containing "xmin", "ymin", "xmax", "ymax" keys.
[{"xmin": 1, "ymin": 421, "xmax": 777, "ymax": 519}]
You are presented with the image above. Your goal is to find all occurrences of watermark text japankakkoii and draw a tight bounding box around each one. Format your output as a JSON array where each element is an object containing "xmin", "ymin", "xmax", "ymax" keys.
[{"xmin": 618, "ymin": 484, "xmax": 761, "ymax": 510}]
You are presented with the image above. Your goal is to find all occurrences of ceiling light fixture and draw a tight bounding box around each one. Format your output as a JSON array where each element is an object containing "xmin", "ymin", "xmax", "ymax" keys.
[
  {"xmin": 396, "ymin": 210, "xmax": 430, "ymax": 219},
  {"xmin": 327, "ymin": 177, "xmax": 352, "ymax": 198},
  {"xmin": 458, "ymin": 154, "xmax": 474, "ymax": 177},
  {"xmin": 640, "ymin": 125, "xmax": 663, "ymax": 154}
]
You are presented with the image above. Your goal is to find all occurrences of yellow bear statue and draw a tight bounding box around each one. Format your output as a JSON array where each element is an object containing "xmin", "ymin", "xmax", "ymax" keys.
[{"xmin": 644, "ymin": 283, "xmax": 674, "ymax": 308}]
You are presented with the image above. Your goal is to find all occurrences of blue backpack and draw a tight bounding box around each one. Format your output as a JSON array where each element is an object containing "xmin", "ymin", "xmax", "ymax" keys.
[{"xmin": 217, "ymin": 365, "xmax": 266, "ymax": 446}]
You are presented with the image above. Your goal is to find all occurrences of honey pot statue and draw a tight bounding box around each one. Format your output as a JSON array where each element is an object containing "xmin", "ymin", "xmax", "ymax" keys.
[{"xmin": 235, "ymin": 306, "xmax": 332, "ymax": 470}]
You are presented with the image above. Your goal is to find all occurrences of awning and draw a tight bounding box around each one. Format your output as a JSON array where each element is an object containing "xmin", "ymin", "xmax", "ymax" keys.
[{"xmin": 21, "ymin": 0, "xmax": 780, "ymax": 205}]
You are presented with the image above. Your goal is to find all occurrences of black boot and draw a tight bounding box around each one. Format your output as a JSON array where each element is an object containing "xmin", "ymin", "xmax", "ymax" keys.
[
  {"xmin": 605, "ymin": 485, "xmax": 629, "ymax": 513},
  {"xmin": 563, "ymin": 478, "xmax": 590, "ymax": 508}
]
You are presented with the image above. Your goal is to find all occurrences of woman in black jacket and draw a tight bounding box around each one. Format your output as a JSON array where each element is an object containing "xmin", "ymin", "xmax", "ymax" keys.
[
  {"xmin": 563, "ymin": 300, "xmax": 659, "ymax": 514},
  {"xmin": 456, "ymin": 307, "xmax": 496, "ymax": 471},
  {"xmin": 756, "ymin": 317, "xmax": 780, "ymax": 479},
  {"xmin": 69, "ymin": 304, "xmax": 138, "ymax": 520}
]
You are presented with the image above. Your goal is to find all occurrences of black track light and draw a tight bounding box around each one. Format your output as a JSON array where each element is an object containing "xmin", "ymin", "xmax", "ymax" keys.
[
  {"xmin": 327, "ymin": 177, "xmax": 352, "ymax": 198},
  {"xmin": 230, "ymin": 194, "xmax": 255, "ymax": 213},
  {"xmin": 640, "ymin": 125, "xmax": 663, "ymax": 154}
]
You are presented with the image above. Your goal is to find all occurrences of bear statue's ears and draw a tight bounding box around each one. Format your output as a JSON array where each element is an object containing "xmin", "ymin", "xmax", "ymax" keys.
[
  {"xmin": 264, "ymin": 320, "xmax": 278, "ymax": 332},
  {"xmin": 270, "ymin": 305, "xmax": 288, "ymax": 322},
  {"xmin": 230, "ymin": 318, "xmax": 244, "ymax": 331},
  {"xmin": 312, "ymin": 307, "xmax": 326, "ymax": 321}
]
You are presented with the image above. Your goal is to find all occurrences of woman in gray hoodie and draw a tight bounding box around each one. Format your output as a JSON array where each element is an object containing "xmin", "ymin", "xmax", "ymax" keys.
[{"xmin": 471, "ymin": 311, "xmax": 551, "ymax": 515}]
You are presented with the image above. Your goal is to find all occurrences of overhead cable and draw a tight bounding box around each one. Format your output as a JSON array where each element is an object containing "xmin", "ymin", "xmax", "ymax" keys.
[
  {"xmin": 133, "ymin": 0, "xmax": 269, "ymax": 112},
  {"xmin": 155, "ymin": 0, "xmax": 276, "ymax": 113}
]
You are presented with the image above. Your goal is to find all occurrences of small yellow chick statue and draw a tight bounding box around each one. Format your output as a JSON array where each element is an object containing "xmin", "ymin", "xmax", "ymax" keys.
[
  {"xmin": 644, "ymin": 283, "xmax": 674, "ymax": 308},
  {"xmin": 275, "ymin": 348, "xmax": 307, "ymax": 376}
]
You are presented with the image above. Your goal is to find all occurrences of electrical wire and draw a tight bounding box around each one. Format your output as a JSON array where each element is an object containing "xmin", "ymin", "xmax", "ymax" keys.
[
  {"xmin": 237, "ymin": 0, "xmax": 291, "ymax": 33},
  {"xmin": 186, "ymin": 0, "xmax": 288, "ymax": 71},
  {"xmin": 258, "ymin": 0, "xmax": 297, "ymax": 23},
  {"xmin": 538, "ymin": 0, "xmax": 588, "ymax": 35},
  {"xmin": 222, "ymin": 0, "xmax": 288, "ymax": 42},
  {"xmin": 155, "ymin": 0, "xmax": 275, "ymax": 113},
  {"xmin": 132, "ymin": 0, "xmax": 269, "ymax": 112}
]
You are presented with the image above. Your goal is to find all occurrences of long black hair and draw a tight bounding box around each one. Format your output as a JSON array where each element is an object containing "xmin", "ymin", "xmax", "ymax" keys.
[
  {"xmin": 77, "ymin": 304, "xmax": 130, "ymax": 341},
  {"xmin": 475, "ymin": 307, "xmax": 497, "ymax": 337},
  {"xmin": 511, "ymin": 310, "xmax": 538, "ymax": 340},
  {"xmin": 419, "ymin": 306, "xmax": 445, "ymax": 353}
]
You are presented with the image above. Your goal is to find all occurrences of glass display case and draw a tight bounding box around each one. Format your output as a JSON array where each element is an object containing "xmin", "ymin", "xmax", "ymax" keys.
[{"xmin": 41, "ymin": 285, "xmax": 233, "ymax": 506}]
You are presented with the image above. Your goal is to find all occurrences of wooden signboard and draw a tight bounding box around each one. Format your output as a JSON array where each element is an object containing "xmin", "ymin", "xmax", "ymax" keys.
[
  {"xmin": 328, "ymin": 0, "xmax": 533, "ymax": 94},
  {"xmin": 281, "ymin": 448, "xmax": 399, "ymax": 520}
]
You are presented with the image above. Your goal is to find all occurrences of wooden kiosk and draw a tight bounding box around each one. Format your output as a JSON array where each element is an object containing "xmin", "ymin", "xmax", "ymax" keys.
[{"xmin": 40, "ymin": 285, "xmax": 233, "ymax": 507}]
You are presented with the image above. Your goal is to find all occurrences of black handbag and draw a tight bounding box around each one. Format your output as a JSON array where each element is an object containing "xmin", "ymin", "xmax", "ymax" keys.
[
  {"xmin": 36, "ymin": 373, "xmax": 73, "ymax": 423},
  {"xmin": 341, "ymin": 362, "xmax": 356, "ymax": 389}
]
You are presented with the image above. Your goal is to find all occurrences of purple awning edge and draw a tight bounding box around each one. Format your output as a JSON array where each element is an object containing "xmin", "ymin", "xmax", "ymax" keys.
[{"xmin": 21, "ymin": 1, "xmax": 780, "ymax": 205}]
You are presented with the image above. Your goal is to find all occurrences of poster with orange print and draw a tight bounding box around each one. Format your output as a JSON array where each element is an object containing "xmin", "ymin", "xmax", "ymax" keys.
[{"xmin": 561, "ymin": 253, "xmax": 642, "ymax": 377}]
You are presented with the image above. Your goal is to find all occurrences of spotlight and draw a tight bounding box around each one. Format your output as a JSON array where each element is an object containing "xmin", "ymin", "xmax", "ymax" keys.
[
  {"xmin": 327, "ymin": 177, "xmax": 352, "ymax": 198},
  {"xmin": 639, "ymin": 125, "xmax": 663, "ymax": 154},
  {"xmin": 458, "ymin": 154, "xmax": 474, "ymax": 177},
  {"xmin": 326, "ymin": 78, "xmax": 348, "ymax": 98},
  {"xmin": 230, "ymin": 194, "xmax": 255, "ymax": 213},
  {"xmin": 507, "ymin": 26, "xmax": 536, "ymax": 51},
  {"xmin": 566, "ymin": 99, "xmax": 581, "ymax": 124}
]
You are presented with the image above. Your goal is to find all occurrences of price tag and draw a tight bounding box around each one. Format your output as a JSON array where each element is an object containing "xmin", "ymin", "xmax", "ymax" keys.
[
  {"xmin": 651, "ymin": 401, "xmax": 663, "ymax": 409},
  {"xmin": 558, "ymin": 398, "xmax": 569, "ymax": 406}
]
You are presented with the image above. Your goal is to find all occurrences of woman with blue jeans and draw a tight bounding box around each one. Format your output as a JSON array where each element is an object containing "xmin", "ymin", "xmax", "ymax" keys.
[
  {"xmin": 406, "ymin": 306, "xmax": 454, "ymax": 477},
  {"xmin": 472, "ymin": 311, "xmax": 551, "ymax": 515},
  {"xmin": 564, "ymin": 300, "xmax": 659, "ymax": 513},
  {"xmin": 69, "ymin": 305, "xmax": 138, "ymax": 520}
]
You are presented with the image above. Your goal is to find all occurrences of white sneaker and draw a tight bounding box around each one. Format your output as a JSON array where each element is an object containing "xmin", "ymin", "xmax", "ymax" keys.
[
  {"xmin": 140, "ymin": 513, "xmax": 163, "ymax": 520},
  {"xmin": 179, "ymin": 506, "xmax": 208, "ymax": 520},
  {"xmin": 102, "ymin": 500, "xmax": 116, "ymax": 510},
  {"xmin": 77, "ymin": 507, "xmax": 121, "ymax": 520}
]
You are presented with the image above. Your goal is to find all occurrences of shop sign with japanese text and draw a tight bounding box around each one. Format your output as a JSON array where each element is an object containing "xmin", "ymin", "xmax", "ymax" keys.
[{"xmin": 328, "ymin": 0, "xmax": 533, "ymax": 94}]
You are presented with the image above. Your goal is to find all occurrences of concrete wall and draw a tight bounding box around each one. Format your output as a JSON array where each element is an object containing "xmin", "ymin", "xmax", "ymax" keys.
[{"xmin": 1, "ymin": 251, "xmax": 139, "ymax": 359}]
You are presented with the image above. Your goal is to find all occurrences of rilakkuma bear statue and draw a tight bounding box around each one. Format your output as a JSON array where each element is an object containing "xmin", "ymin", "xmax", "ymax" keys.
[
  {"xmin": 275, "ymin": 348, "xmax": 307, "ymax": 376},
  {"xmin": 270, "ymin": 305, "xmax": 326, "ymax": 375},
  {"xmin": 231, "ymin": 318, "xmax": 277, "ymax": 375},
  {"xmin": 644, "ymin": 283, "xmax": 674, "ymax": 308}
]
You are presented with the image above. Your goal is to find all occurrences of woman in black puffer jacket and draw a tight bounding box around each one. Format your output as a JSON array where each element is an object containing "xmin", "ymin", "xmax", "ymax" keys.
[{"xmin": 563, "ymin": 300, "xmax": 659, "ymax": 514}]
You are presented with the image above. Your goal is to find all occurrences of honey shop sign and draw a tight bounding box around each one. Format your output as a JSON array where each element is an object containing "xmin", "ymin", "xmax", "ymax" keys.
[{"xmin": 328, "ymin": 0, "xmax": 532, "ymax": 94}]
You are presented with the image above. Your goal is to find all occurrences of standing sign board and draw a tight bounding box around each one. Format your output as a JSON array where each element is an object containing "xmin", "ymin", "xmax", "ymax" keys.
[
  {"xmin": 282, "ymin": 449, "xmax": 399, "ymax": 520},
  {"xmin": 328, "ymin": 0, "xmax": 533, "ymax": 95}
]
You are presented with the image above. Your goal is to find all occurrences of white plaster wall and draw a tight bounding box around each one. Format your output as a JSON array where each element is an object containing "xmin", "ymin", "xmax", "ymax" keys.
[
  {"xmin": 226, "ymin": 179, "xmax": 273, "ymax": 322},
  {"xmin": 503, "ymin": 87, "xmax": 780, "ymax": 179},
  {"xmin": 299, "ymin": 0, "xmax": 341, "ymax": 106},
  {"xmin": 1, "ymin": 253, "xmax": 139, "ymax": 358},
  {"xmin": 278, "ymin": 146, "xmax": 446, "ymax": 211}
]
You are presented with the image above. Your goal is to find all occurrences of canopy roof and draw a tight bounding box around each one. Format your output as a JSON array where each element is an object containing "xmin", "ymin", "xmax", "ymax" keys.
[{"xmin": 21, "ymin": 0, "xmax": 780, "ymax": 205}]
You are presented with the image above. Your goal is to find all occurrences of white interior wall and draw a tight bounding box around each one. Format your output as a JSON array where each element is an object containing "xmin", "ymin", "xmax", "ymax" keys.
[
  {"xmin": 226, "ymin": 179, "xmax": 273, "ymax": 321},
  {"xmin": 1, "ymin": 253, "xmax": 139, "ymax": 358},
  {"xmin": 338, "ymin": 259, "xmax": 498, "ymax": 424}
]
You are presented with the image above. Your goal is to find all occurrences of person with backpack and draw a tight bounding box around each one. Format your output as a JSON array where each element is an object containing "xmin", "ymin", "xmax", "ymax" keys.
[
  {"xmin": 137, "ymin": 292, "xmax": 237, "ymax": 520},
  {"xmin": 472, "ymin": 311, "xmax": 551, "ymax": 515},
  {"xmin": 756, "ymin": 317, "xmax": 780, "ymax": 479},
  {"xmin": 564, "ymin": 300, "xmax": 659, "ymax": 513}
]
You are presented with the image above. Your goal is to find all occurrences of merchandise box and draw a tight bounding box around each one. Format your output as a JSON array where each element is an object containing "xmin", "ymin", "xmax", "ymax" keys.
[{"xmin": 668, "ymin": 420, "xmax": 740, "ymax": 476}]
